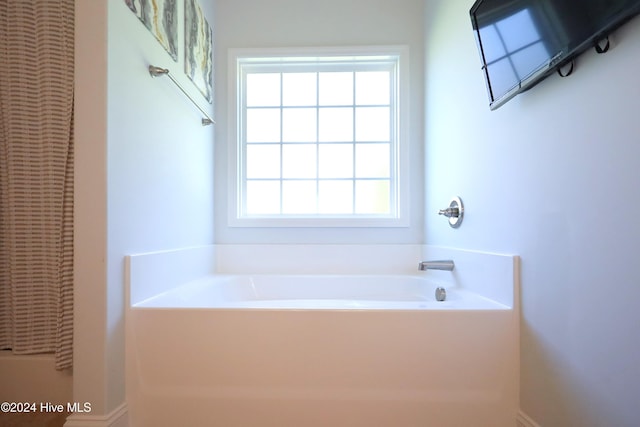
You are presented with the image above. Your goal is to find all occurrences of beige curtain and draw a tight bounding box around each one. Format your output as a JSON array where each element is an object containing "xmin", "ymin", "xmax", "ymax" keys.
[{"xmin": 0, "ymin": 0, "xmax": 74, "ymax": 370}]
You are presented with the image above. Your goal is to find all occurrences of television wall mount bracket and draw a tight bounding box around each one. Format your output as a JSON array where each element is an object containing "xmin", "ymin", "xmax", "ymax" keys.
[
  {"xmin": 595, "ymin": 36, "xmax": 610, "ymax": 54},
  {"xmin": 557, "ymin": 60, "xmax": 574, "ymax": 77}
]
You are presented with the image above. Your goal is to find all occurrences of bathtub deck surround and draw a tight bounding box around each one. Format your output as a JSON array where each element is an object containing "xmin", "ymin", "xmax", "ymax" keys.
[
  {"xmin": 421, "ymin": 245, "xmax": 516, "ymax": 308},
  {"xmin": 133, "ymin": 274, "xmax": 508, "ymax": 310},
  {"xmin": 126, "ymin": 245, "xmax": 217, "ymax": 306},
  {"xmin": 215, "ymin": 244, "xmax": 425, "ymax": 276},
  {"xmin": 126, "ymin": 244, "xmax": 515, "ymax": 307},
  {"xmin": 125, "ymin": 245, "xmax": 520, "ymax": 427}
]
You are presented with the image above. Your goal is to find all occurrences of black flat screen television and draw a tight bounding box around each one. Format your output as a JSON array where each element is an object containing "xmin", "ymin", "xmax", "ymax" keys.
[{"xmin": 470, "ymin": 0, "xmax": 640, "ymax": 110}]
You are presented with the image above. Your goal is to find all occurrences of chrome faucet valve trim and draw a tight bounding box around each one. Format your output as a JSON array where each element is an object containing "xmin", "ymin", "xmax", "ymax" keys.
[{"xmin": 438, "ymin": 197, "xmax": 464, "ymax": 228}]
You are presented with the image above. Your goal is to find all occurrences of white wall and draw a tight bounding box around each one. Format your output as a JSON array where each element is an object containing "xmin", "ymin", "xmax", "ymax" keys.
[
  {"xmin": 0, "ymin": 353, "xmax": 72, "ymax": 404},
  {"xmin": 424, "ymin": 1, "xmax": 640, "ymax": 426},
  {"xmin": 74, "ymin": 0, "xmax": 215, "ymax": 418},
  {"xmin": 214, "ymin": 0, "xmax": 425, "ymax": 243}
]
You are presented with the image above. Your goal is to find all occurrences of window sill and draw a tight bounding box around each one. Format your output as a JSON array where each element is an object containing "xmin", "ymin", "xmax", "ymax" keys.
[{"xmin": 228, "ymin": 215, "xmax": 410, "ymax": 228}]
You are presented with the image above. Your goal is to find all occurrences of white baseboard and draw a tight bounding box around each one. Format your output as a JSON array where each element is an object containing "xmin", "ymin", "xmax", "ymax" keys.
[
  {"xmin": 517, "ymin": 410, "xmax": 542, "ymax": 427},
  {"xmin": 64, "ymin": 402, "xmax": 127, "ymax": 427}
]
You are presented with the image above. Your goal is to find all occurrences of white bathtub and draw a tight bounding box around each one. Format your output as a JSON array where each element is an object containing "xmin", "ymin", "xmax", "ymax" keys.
[
  {"xmin": 126, "ymin": 245, "xmax": 519, "ymax": 427},
  {"xmin": 133, "ymin": 274, "xmax": 509, "ymax": 310}
]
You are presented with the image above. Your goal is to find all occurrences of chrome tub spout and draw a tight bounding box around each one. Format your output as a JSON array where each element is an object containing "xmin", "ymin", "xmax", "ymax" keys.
[{"xmin": 418, "ymin": 260, "xmax": 455, "ymax": 271}]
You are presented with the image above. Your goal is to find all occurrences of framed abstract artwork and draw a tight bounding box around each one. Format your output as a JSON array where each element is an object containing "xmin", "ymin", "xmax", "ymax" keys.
[
  {"xmin": 185, "ymin": 0, "xmax": 213, "ymax": 103},
  {"xmin": 125, "ymin": 0, "xmax": 178, "ymax": 61}
]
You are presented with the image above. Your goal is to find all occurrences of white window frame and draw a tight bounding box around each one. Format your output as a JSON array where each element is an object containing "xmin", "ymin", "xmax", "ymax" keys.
[{"xmin": 228, "ymin": 46, "xmax": 410, "ymax": 228}]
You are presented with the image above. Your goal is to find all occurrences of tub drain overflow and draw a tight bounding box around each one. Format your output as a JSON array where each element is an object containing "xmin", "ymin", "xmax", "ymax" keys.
[{"xmin": 435, "ymin": 287, "xmax": 447, "ymax": 302}]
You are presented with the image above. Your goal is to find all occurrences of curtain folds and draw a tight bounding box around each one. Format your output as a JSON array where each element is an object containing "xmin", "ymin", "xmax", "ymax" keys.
[{"xmin": 0, "ymin": 0, "xmax": 74, "ymax": 370}]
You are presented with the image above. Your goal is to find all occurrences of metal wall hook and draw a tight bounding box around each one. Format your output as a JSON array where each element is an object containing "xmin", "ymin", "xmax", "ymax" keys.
[
  {"xmin": 148, "ymin": 65, "xmax": 170, "ymax": 77},
  {"xmin": 438, "ymin": 197, "xmax": 464, "ymax": 228}
]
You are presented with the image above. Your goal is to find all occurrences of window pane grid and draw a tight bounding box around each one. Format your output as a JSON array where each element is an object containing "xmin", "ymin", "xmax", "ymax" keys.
[{"xmin": 240, "ymin": 58, "xmax": 398, "ymax": 218}]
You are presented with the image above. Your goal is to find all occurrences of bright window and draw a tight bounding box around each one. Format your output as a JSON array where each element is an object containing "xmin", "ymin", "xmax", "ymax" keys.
[{"xmin": 229, "ymin": 47, "xmax": 409, "ymax": 227}]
